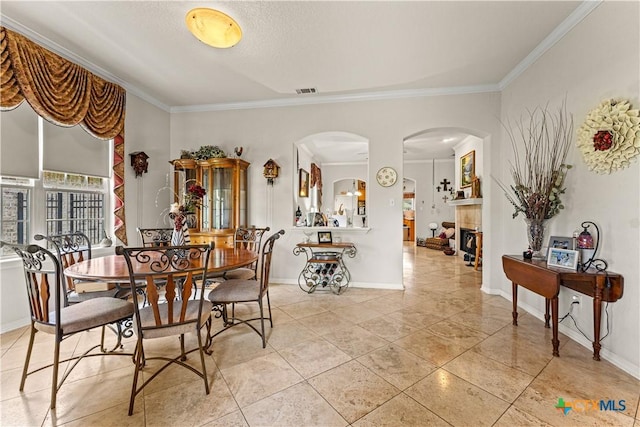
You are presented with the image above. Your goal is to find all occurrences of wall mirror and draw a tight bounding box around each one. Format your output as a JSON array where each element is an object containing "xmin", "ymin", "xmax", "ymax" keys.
[{"xmin": 294, "ymin": 131, "xmax": 368, "ymax": 227}]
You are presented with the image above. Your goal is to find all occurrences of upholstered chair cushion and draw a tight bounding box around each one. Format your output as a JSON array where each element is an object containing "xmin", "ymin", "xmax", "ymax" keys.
[
  {"xmin": 208, "ymin": 280, "xmax": 260, "ymax": 304},
  {"xmin": 221, "ymin": 268, "xmax": 255, "ymax": 281},
  {"xmin": 35, "ymin": 297, "xmax": 134, "ymax": 335},
  {"xmin": 134, "ymin": 300, "xmax": 213, "ymax": 339}
]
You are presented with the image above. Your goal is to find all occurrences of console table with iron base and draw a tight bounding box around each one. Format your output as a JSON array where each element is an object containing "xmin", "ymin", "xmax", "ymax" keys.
[{"xmin": 294, "ymin": 242, "xmax": 357, "ymax": 294}]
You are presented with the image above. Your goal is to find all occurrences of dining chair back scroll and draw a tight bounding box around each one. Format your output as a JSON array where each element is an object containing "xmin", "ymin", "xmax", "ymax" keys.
[
  {"xmin": 222, "ymin": 226, "xmax": 270, "ymax": 280},
  {"xmin": 136, "ymin": 227, "xmax": 173, "ymax": 247},
  {"xmin": 207, "ymin": 229, "xmax": 285, "ymax": 348},
  {"xmin": 0, "ymin": 240, "xmax": 134, "ymax": 410},
  {"xmin": 34, "ymin": 231, "xmax": 123, "ymax": 304},
  {"xmin": 115, "ymin": 243, "xmax": 214, "ymax": 416}
]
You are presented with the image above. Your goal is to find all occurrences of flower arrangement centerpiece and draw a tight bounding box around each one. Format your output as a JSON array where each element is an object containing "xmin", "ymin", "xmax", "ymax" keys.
[
  {"xmin": 169, "ymin": 183, "xmax": 206, "ymax": 231},
  {"xmin": 497, "ymin": 103, "xmax": 573, "ymax": 257}
]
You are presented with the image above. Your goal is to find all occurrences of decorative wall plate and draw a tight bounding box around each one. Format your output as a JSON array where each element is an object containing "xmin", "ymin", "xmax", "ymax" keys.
[{"xmin": 376, "ymin": 167, "xmax": 397, "ymax": 187}]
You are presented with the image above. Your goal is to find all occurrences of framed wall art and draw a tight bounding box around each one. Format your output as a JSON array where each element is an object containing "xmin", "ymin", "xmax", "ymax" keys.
[
  {"xmin": 298, "ymin": 168, "xmax": 309, "ymax": 198},
  {"xmin": 460, "ymin": 150, "xmax": 475, "ymax": 188}
]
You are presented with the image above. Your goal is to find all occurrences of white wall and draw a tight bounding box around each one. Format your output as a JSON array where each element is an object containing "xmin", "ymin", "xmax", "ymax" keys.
[
  {"xmin": 490, "ymin": 1, "xmax": 639, "ymax": 376},
  {"xmin": 170, "ymin": 93, "xmax": 501, "ymax": 289},
  {"xmin": 121, "ymin": 95, "xmax": 172, "ymax": 246}
]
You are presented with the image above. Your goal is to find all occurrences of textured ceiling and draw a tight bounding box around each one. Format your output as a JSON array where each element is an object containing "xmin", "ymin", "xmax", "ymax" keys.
[{"xmin": 1, "ymin": 1, "xmax": 585, "ymax": 160}]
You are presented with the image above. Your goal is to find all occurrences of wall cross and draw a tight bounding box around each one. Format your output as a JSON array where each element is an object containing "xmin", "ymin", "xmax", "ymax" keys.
[{"xmin": 440, "ymin": 179, "xmax": 451, "ymax": 191}]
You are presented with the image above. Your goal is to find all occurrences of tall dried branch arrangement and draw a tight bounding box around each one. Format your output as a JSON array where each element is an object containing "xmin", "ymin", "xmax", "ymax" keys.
[{"xmin": 498, "ymin": 103, "xmax": 573, "ymax": 220}]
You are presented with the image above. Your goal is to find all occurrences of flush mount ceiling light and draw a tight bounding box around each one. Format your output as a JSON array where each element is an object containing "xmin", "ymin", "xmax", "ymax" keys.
[{"xmin": 185, "ymin": 8, "xmax": 242, "ymax": 48}]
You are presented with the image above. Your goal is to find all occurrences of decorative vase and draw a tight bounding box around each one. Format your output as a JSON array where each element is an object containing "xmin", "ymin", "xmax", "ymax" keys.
[
  {"xmin": 524, "ymin": 218, "xmax": 550, "ymax": 259},
  {"xmin": 171, "ymin": 225, "xmax": 185, "ymax": 247},
  {"xmin": 184, "ymin": 212, "xmax": 197, "ymax": 228}
]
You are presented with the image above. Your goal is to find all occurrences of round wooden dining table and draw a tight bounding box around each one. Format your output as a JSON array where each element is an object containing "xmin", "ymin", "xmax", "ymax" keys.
[{"xmin": 64, "ymin": 247, "xmax": 258, "ymax": 281}]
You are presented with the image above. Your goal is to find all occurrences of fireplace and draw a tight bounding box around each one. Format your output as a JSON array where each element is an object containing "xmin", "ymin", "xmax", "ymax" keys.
[{"xmin": 460, "ymin": 228, "xmax": 476, "ymax": 265}]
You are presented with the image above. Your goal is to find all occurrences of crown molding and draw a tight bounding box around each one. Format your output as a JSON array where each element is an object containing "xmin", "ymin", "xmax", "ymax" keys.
[
  {"xmin": 0, "ymin": 15, "xmax": 171, "ymax": 112},
  {"xmin": 498, "ymin": 0, "xmax": 602, "ymax": 90},
  {"xmin": 170, "ymin": 84, "xmax": 500, "ymax": 113}
]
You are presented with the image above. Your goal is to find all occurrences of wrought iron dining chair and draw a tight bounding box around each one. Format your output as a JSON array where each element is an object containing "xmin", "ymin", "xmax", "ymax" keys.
[
  {"xmin": 0, "ymin": 241, "xmax": 134, "ymax": 410},
  {"xmin": 116, "ymin": 243, "xmax": 214, "ymax": 416},
  {"xmin": 207, "ymin": 229, "xmax": 284, "ymax": 349},
  {"xmin": 222, "ymin": 226, "xmax": 270, "ymax": 280},
  {"xmin": 34, "ymin": 231, "xmax": 126, "ymax": 304},
  {"xmin": 136, "ymin": 227, "xmax": 173, "ymax": 247}
]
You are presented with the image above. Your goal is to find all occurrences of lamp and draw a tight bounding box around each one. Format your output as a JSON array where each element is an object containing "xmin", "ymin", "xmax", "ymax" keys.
[
  {"xmin": 576, "ymin": 221, "xmax": 607, "ymax": 272},
  {"xmin": 346, "ymin": 180, "xmax": 362, "ymax": 197},
  {"xmin": 429, "ymin": 222, "xmax": 438, "ymax": 237},
  {"xmin": 185, "ymin": 8, "xmax": 242, "ymax": 48}
]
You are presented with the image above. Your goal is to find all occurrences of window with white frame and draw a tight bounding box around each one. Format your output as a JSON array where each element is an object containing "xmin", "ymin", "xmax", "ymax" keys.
[
  {"xmin": 0, "ymin": 177, "xmax": 31, "ymax": 247},
  {"xmin": 1, "ymin": 103, "xmax": 112, "ymax": 255}
]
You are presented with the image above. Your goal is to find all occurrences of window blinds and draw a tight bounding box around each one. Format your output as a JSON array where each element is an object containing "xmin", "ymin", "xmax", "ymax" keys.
[{"xmin": 0, "ymin": 102, "xmax": 39, "ymax": 179}]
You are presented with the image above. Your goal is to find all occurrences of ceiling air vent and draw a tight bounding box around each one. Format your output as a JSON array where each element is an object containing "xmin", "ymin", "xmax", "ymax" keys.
[{"xmin": 295, "ymin": 87, "xmax": 317, "ymax": 95}]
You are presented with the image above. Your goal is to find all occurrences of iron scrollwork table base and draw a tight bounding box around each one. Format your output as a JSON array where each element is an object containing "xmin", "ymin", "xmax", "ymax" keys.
[{"xmin": 293, "ymin": 242, "xmax": 357, "ymax": 294}]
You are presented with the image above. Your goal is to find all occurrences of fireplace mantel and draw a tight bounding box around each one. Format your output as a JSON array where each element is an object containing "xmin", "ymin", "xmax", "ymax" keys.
[{"xmin": 448, "ymin": 198, "xmax": 483, "ymax": 206}]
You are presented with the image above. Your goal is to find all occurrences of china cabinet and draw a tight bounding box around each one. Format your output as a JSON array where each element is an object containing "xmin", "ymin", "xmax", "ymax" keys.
[{"xmin": 170, "ymin": 158, "xmax": 249, "ymax": 247}]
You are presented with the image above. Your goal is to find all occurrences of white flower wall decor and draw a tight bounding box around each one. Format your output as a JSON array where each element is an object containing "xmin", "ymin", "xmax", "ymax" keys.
[{"xmin": 576, "ymin": 99, "xmax": 640, "ymax": 174}]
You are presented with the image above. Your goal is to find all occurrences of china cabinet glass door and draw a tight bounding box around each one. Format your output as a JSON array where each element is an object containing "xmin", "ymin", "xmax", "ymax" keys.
[{"xmin": 212, "ymin": 167, "xmax": 232, "ymax": 229}]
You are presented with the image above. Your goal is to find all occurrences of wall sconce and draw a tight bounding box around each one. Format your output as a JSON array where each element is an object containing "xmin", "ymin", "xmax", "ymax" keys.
[
  {"xmin": 263, "ymin": 159, "xmax": 280, "ymax": 185},
  {"xmin": 130, "ymin": 151, "xmax": 149, "ymax": 178}
]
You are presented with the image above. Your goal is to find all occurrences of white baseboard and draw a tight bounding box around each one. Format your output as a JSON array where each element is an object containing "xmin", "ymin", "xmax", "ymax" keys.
[
  {"xmin": 1, "ymin": 316, "xmax": 30, "ymax": 335},
  {"xmin": 271, "ymin": 278, "xmax": 404, "ymax": 290}
]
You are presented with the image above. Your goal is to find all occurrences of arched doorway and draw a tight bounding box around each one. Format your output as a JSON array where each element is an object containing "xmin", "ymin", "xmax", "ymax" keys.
[{"xmin": 402, "ymin": 127, "xmax": 490, "ymax": 286}]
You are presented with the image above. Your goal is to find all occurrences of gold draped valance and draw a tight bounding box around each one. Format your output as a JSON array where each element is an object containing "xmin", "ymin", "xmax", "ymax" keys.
[
  {"xmin": 0, "ymin": 26, "xmax": 125, "ymax": 139},
  {"xmin": 0, "ymin": 26, "xmax": 128, "ymax": 244}
]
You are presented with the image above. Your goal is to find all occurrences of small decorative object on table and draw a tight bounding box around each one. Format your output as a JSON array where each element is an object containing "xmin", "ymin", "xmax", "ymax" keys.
[
  {"xmin": 317, "ymin": 231, "xmax": 332, "ymax": 244},
  {"xmin": 575, "ymin": 221, "xmax": 607, "ymax": 272},
  {"xmin": 546, "ymin": 247, "xmax": 579, "ymax": 270},
  {"xmin": 496, "ymin": 102, "xmax": 573, "ymax": 258}
]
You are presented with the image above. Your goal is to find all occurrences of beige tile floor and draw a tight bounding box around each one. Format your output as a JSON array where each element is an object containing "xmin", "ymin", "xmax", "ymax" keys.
[{"xmin": 1, "ymin": 244, "xmax": 639, "ymax": 426}]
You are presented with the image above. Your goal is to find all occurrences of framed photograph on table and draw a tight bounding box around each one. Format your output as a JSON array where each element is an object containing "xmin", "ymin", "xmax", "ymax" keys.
[
  {"xmin": 298, "ymin": 169, "xmax": 309, "ymax": 197},
  {"xmin": 460, "ymin": 150, "xmax": 475, "ymax": 188},
  {"xmin": 317, "ymin": 231, "xmax": 332, "ymax": 244},
  {"xmin": 547, "ymin": 248, "xmax": 579, "ymax": 270},
  {"xmin": 548, "ymin": 236, "xmax": 574, "ymax": 250}
]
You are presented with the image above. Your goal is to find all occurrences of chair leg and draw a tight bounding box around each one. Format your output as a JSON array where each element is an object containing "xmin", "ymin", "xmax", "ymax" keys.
[
  {"xmin": 50, "ymin": 338, "xmax": 61, "ymax": 409},
  {"xmin": 197, "ymin": 327, "xmax": 210, "ymax": 394},
  {"xmin": 179, "ymin": 334, "xmax": 187, "ymax": 361},
  {"xmin": 129, "ymin": 339, "xmax": 143, "ymax": 416},
  {"xmin": 258, "ymin": 299, "xmax": 266, "ymax": 349},
  {"xmin": 266, "ymin": 290, "xmax": 273, "ymax": 328},
  {"xmin": 19, "ymin": 324, "xmax": 36, "ymax": 391}
]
